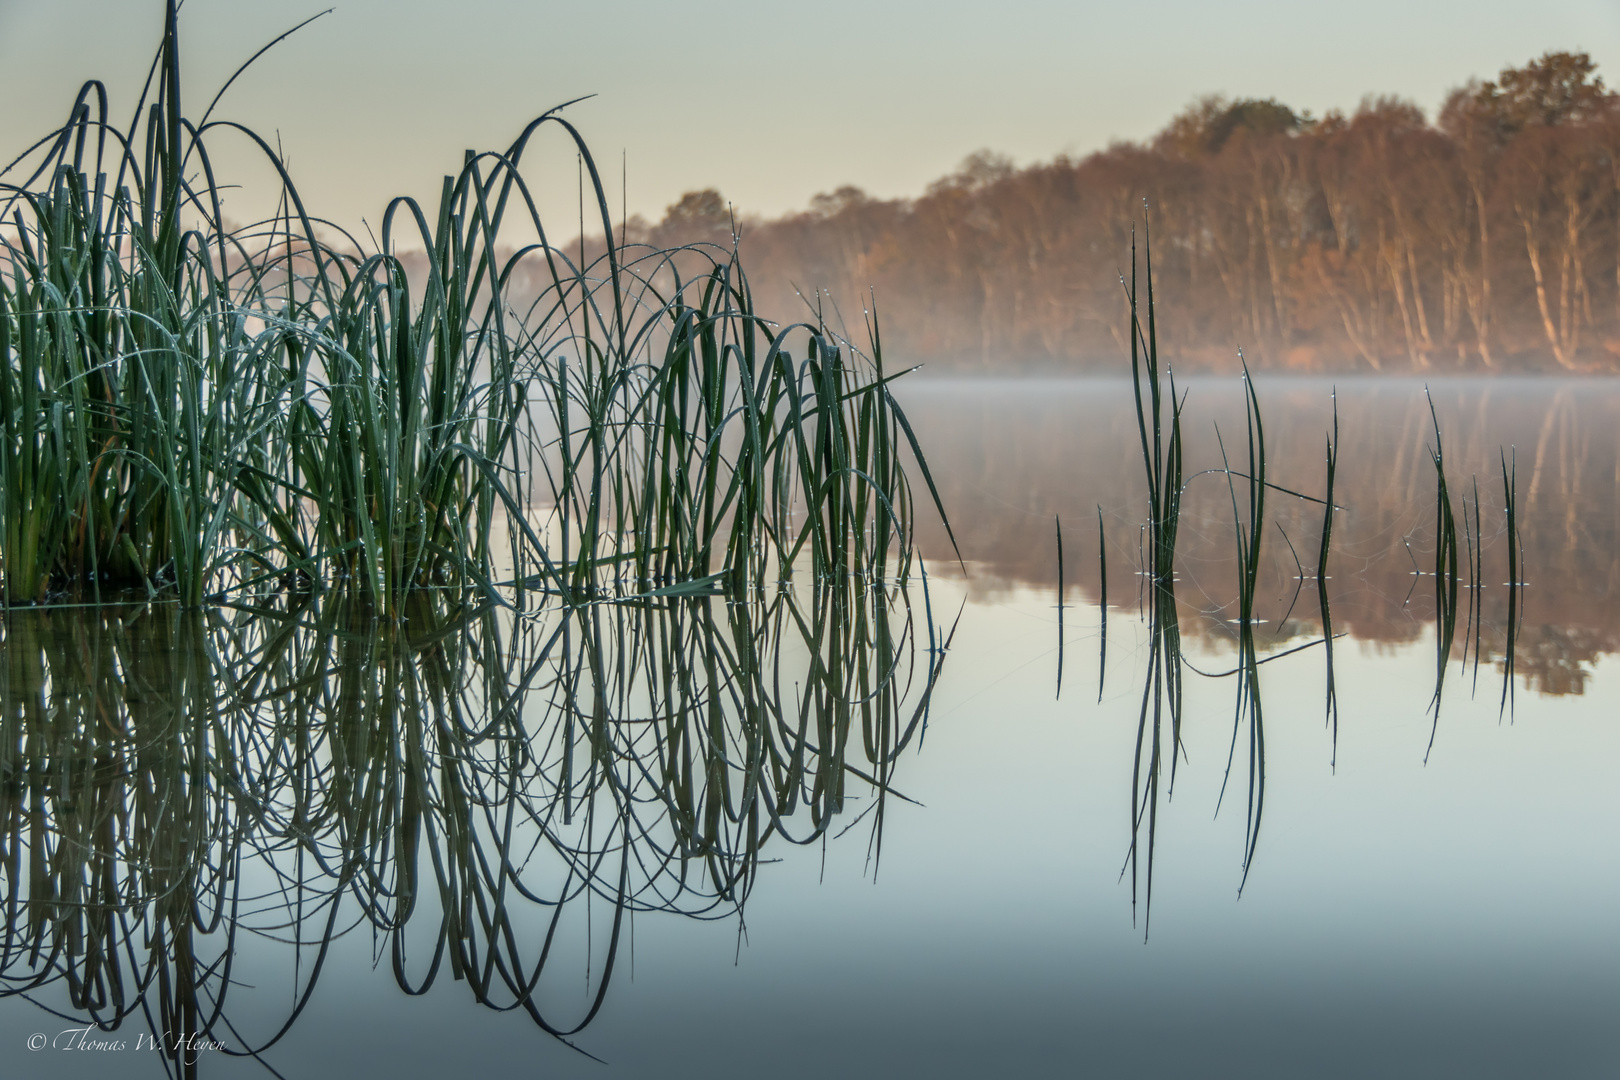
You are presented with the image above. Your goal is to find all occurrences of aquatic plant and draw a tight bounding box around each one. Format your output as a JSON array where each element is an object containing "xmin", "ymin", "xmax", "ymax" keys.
[
  {"xmin": 1462, "ymin": 475, "xmax": 1484, "ymax": 693},
  {"xmin": 1097, "ymin": 504, "xmax": 1108, "ymax": 703},
  {"xmin": 0, "ymin": 3, "xmax": 945, "ymax": 614},
  {"xmin": 1500, "ymin": 446, "xmax": 1521, "ymax": 717},
  {"xmin": 1055, "ymin": 514, "xmax": 1065, "ymax": 697},
  {"xmin": 1121, "ymin": 220, "xmax": 1185, "ymax": 936},
  {"xmin": 1113, "ymin": 217, "xmax": 1356, "ymax": 920},
  {"xmin": 1214, "ymin": 359, "xmax": 1266, "ymax": 892},
  {"xmin": 1424, "ymin": 389, "xmax": 1462, "ymax": 759},
  {"xmin": 1318, "ymin": 394, "xmax": 1339, "ymax": 766}
]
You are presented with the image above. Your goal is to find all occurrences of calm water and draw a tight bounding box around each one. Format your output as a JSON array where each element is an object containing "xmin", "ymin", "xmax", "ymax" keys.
[{"xmin": 3, "ymin": 377, "xmax": 1617, "ymax": 1079}]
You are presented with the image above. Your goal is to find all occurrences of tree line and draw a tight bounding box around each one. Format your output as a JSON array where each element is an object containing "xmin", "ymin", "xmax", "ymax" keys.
[{"xmin": 628, "ymin": 51, "xmax": 1620, "ymax": 373}]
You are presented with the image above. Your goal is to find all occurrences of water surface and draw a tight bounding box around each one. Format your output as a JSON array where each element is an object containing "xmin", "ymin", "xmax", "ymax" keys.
[{"xmin": 3, "ymin": 377, "xmax": 1617, "ymax": 1079}]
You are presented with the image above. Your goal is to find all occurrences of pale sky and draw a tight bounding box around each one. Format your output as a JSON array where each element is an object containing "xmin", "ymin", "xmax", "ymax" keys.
[{"xmin": 3, "ymin": 0, "xmax": 1618, "ymax": 237}]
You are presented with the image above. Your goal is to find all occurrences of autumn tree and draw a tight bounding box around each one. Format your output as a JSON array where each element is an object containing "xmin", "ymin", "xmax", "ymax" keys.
[
  {"xmin": 593, "ymin": 51, "xmax": 1620, "ymax": 374},
  {"xmin": 1481, "ymin": 53, "xmax": 1616, "ymax": 367}
]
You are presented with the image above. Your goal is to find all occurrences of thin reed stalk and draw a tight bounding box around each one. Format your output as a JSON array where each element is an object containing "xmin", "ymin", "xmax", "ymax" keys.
[
  {"xmin": 1097, "ymin": 504, "xmax": 1107, "ymax": 704},
  {"xmin": 1123, "ymin": 217, "xmax": 1185, "ymax": 939},
  {"xmin": 1055, "ymin": 513, "xmax": 1064, "ymax": 698},
  {"xmin": 1424, "ymin": 388, "xmax": 1461, "ymax": 760},
  {"xmin": 1215, "ymin": 359, "xmax": 1266, "ymax": 893},
  {"xmin": 1500, "ymin": 446, "xmax": 1521, "ymax": 718},
  {"xmin": 1318, "ymin": 393, "xmax": 1339, "ymax": 768}
]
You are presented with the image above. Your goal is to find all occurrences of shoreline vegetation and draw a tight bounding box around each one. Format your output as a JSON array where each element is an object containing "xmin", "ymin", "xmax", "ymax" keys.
[
  {"xmin": 0, "ymin": 4, "xmax": 947, "ymax": 608},
  {"xmin": 0, "ymin": 9, "xmax": 1588, "ymax": 1067},
  {"xmin": 586, "ymin": 51, "xmax": 1620, "ymax": 376},
  {"xmin": 0, "ymin": 13, "xmax": 957, "ymax": 1069}
]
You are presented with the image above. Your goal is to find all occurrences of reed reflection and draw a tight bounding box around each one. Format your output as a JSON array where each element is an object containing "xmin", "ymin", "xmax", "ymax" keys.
[
  {"xmin": 907, "ymin": 377, "xmax": 1607, "ymax": 694},
  {"xmin": 0, "ymin": 576, "xmax": 948, "ymax": 1075},
  {"xmin": 1086, "ymin": 341, "xmax": 1536, "ymax": 929}
]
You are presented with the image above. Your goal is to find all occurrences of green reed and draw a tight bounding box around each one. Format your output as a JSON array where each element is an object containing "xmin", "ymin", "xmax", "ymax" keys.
[
  {"xmin": 1402, "ymin": 402, "xmax": 1528, "ymax": 743},
  {"xmin": 1423, "ymin": 389, "xmax": 1461, "ymax": 759},
  {"xmin": 1318, "ymin": 393, "xmax": 1339, "ymax": 767},
  {"xmin": 1214, "ymin": 359, "xmax": 1266, "ymax": 892},
  {"xmin": 0, "ymin": 127, "xmax": 245, "ymax": 606},
  {"xmin": 1500, "ymin": 446, "xmax": 1521, "ymax": 718},
  {"xmin": 1462, "ymin": 476, "xmax": 1483, "ymax": 694},
  {"xmin": 1113, "ymin": 216, "xmax": 1351, "ymax": 922},
  {"xmin": 517, "ymin": 252, "xmax": 951, "ymax": 605},
  {"xmin": 1055, "ymin": 514, "xmax": 1064, "ymax": 697},
  {"xmin": 1096, "ymin": 504, "xmax": 1108, "ymax": 704},
  {"xmin": 1118, "ymin": 221, "xmax": 1314, "ymax": 925},
  {"xmin": 0, "ymin": 3, "xmax": 943, "ymax": 614},
  {"xmin": 1123, "ymin": 219, "xmax": 1185, "ymax": 936}
]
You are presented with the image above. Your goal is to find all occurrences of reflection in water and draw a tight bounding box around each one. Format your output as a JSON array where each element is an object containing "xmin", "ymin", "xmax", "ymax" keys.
[
  {"xmin": 1317, "ymin": 398, "xmax": 1340, "ymax": 764},
  {"xmin": 4, "ymin": 376, "xmax": 1612, "ymax": 1078},
  {"xmin": 1211, "ymin": 370, "xmax": 1270, "ymax": 894},
  {"xmin": 905, "ymin": 377, "xmax": 1619, "ymax": 693},
  {"xmin": 1096, "ymin": 507, "xmax": 1108, "ymax": 704},
  {"xmin": 1424, "ymin": 392, "xmax": 1462, "ymax": 744},
  {"xmin": 0, "ymin": 581, "xmax": 947, "ymax": 1074},
  {"xmin": 1120, "ymin": 288, "xmax": 1186, "ymax": 940},
  {"xmin": 1030, "ymin": 375, "xmax": 1585, "ymax": 925},
  {"xmin": 1499, "ymin": 447, "xmax": 1524, "ymax": 717}
]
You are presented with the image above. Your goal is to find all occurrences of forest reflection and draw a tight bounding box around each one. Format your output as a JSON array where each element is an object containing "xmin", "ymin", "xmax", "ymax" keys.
[
  {"xmin": 0, "ymin": 581, "xmax": 946, "ymax": 1075},
  {"xmin": 905, "ymin": 377, "xmax": 1620, "ymax": 696}
]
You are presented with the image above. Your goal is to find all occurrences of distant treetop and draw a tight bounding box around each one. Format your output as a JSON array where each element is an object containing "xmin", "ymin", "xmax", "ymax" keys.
[
  {"xmin": 1155, "ymin": 95, "xmax": 1310, "ymax": 158},
  {"xmin": 1457, "ymin": 51, "xmax": 1617, "ymax": 140},
  {"xmin": 927, "ymin": 150, "xmax": 1017, "ymax": 194}
]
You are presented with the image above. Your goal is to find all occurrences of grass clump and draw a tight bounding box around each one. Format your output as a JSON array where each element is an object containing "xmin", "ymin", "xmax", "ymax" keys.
[{"xmin": 0, "ymin": 3, "xmax": 944, "ymax": 614}]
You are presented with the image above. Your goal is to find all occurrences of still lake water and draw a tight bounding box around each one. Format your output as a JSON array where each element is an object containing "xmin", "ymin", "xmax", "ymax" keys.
[{"xmin": 2, "ymin": 376, "xmax": 1616, "ymax": 1079}]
